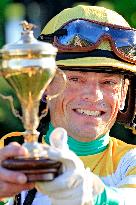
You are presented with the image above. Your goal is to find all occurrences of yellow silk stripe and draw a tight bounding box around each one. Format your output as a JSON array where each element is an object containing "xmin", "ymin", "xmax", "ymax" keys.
[{"xmin": 119, "ymin": 184, "xmax": 136, "ymax": 188}]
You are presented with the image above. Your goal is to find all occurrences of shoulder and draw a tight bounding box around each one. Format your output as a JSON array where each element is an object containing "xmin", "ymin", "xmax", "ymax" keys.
[
  {"xmin": 103, "ymin": 137, "xmax": 136, "ymax": 187},
  {"xmin": 109, "ymin": 137, "xmax": 136, "ymax": 156},
  {"xmin": 110, "ymin": 137, "xmax": 136, "ymax": 173},
  {"xmin": 109, "ymin": 137, "xmax": 136, "ymax": 172},
  {"xmin": 110, "ymin": 137, "xmax": 136, "ymax": 147}
]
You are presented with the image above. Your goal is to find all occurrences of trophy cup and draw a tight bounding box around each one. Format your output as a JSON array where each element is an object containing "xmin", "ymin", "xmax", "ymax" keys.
[{"xmin": 0, "ymin": 21, "xmax": 65, "ymax": 182}]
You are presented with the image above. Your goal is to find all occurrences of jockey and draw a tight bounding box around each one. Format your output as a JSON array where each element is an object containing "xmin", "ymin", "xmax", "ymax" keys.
[{"xmin": 0, "ymin": 4, "xmax": 136, "ymax": 205}]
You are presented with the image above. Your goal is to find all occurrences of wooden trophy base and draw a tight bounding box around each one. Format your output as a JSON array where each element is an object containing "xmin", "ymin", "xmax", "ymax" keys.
[{"xmin": 2, "ymin": 158, "xmax": 62, "ymax": 182}]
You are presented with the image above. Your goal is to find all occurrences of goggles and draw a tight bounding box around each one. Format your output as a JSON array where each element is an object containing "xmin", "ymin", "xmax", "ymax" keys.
[{"xmin": 39, "ymin": 19, "xmax": 136, "ymax": 64}]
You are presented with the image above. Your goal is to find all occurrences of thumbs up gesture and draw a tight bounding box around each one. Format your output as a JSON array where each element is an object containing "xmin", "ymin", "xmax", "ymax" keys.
[{"xmin": 36, "ymin": 127, "xmax": 95, "ymax": 205}]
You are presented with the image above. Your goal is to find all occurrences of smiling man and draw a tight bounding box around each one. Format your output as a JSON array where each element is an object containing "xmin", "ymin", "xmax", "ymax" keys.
[
  {"xmin": 48, "ymin": 71, "xmax": 127, "ymax": 142},
  {"xmin": 0, "ymin": 4, "xmax": 136, "ymax": 205}
]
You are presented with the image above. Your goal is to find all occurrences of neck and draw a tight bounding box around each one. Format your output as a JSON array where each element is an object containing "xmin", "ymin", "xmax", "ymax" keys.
[{"xmin": 44, "ymin": 123, "xmax": 109, "ymax": 156}]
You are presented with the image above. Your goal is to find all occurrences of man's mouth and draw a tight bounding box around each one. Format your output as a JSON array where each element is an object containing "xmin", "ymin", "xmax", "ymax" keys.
[{"xmin": 75, "ymin": 108, "xmax": 104, "ymax": 117}]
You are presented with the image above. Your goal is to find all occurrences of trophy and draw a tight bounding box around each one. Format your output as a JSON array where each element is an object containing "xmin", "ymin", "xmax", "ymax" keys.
[{"xmin": 0, "ymin": 21, "xmax": 66, "ymax": 182}]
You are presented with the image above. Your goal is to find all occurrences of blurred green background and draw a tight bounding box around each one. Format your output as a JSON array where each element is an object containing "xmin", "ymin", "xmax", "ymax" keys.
[{"xmin": 0, "ymin": 0, "xmax": 136, "ymax": 143}]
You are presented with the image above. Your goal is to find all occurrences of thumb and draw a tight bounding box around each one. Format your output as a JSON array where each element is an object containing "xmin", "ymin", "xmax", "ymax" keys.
[
  {"xmin": 48, "ymin": 128, "xmax": 84, "ymax": 171},
  {"xmin": 49, "ymin": 127, "xmax": 69, "ymax": 150}
]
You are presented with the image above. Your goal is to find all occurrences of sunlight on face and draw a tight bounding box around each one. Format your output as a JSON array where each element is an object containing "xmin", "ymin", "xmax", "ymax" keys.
[{"xmin": 47, "ymin": 71, "xmax": 128, "ymax": 142}]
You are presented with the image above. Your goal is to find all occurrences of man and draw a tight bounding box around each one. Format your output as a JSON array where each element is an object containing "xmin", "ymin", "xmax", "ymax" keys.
[{"xmin": 0, "ymin": 4, "xmax": 136, "ymax": 205}]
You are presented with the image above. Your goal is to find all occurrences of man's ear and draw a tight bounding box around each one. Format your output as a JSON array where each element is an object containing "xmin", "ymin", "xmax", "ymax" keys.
[{"xmin": 119, "ymin": 79, "xmax": 129, "ymax": 111}]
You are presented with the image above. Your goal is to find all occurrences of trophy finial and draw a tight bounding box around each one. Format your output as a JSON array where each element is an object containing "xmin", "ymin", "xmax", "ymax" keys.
[{"xmin": 21, "ymin": 21, "xmax": 37, "ymax": 31}]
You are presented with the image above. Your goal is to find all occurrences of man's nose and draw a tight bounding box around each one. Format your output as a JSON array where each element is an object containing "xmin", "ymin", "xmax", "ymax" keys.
[{"xmin": 81, "ymin": 83, "xmax": 103, "ymax": 102}]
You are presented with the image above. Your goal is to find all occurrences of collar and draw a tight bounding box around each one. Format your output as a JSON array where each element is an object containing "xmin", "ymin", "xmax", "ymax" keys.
[{"xmin": 44, "ymin": 123, "xmax": 109, "ymax": 156}]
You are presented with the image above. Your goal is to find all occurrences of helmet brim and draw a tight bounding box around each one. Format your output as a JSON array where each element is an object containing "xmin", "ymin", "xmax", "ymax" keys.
[{"xmin": 57, "ymin": 56, "xmax": 136, "ymax": 74}]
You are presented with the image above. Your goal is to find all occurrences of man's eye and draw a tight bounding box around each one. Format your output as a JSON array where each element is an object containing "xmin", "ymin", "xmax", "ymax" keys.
[
  {"xmin": 102, "ymin": 80, "xmax": 117, "ymax": 86},
  {"xmin": 68, "ymin": 77, "xmax": 79, "ymax": 82}
]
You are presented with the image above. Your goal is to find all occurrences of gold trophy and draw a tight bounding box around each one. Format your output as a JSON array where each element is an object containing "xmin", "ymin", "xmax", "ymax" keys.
[{"xmin": 0, "ymin": 21, "xmax": 65, "ymax": 182}]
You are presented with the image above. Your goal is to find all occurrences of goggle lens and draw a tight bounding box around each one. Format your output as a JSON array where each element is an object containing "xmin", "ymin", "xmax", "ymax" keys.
[{"xmin": 59, "ymin": 20, "xmax": 105, "ymax": 45}]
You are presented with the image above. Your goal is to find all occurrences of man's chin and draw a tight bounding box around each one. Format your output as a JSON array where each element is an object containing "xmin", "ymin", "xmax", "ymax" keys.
[
  {"xmin": 66, "ymin": 120, "xmax": 109, "ymax": 141},
  {"xmin": 73, "ymin": 134, "xmax": 99, "ymax": 142},
  {"xmin": 70, "ymin": 128, "xmax": 103, "ymax": 142}
]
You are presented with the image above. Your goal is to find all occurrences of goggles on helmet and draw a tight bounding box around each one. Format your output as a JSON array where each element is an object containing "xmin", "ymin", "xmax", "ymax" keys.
[{"xmin": 39, "ymin": 19, "xmax": 136, "ymax": 64}]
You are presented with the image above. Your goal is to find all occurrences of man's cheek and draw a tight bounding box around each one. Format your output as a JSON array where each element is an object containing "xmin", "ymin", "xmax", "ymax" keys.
[{"xmin": 111, "ymin": 97, "xmax": 121, "ymax": 116}]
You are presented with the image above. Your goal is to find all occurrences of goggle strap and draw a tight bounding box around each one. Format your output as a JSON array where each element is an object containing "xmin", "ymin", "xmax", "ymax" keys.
[
  {"xmin": 117, "ymin": 76, "xmax": 135, "ymax": 124},
  {"xmin": 38, "ymin": 29, "xmax": 67, "ymax": 43}
]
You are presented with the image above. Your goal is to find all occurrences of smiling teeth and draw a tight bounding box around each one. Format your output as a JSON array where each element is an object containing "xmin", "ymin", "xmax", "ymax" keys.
[{"xmin": 76, "ymin": 109, "xmax": 101, "ymax": 116}]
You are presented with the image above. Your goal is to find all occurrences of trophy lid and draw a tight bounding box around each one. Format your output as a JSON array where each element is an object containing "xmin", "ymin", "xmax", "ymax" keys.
[{"xmin": 1, "ymin": 21, "xmax": 57, "ymax": 56}]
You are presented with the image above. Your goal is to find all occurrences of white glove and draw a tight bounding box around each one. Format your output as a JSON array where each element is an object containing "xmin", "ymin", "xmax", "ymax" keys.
[{"xmin": 36, "ymin": 127, "xmax": 95, "ymax": 205}]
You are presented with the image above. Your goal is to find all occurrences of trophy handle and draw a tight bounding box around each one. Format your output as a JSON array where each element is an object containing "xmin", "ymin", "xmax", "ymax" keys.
[
  {"xmin": 0, "ymin": 94, "xmax": 23, "ymax": 121},
  {"xmin": 39, "ymin": 103, "xmax": 49, "ymax": 120},
  {"xmin": 39, "ymin": 68, "xmax": 67, "ymax": 121},
  {"xmin": 46, "ymin": 68, "xmax": 67, "ymax": 101},
  {"xmin": 0, "ymin": 131, "xmax": 23, "ymax": 148}
]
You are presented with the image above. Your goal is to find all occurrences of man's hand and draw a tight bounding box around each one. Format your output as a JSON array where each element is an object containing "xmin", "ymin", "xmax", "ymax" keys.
[
  {"xmin": 0, "ymin": 142, "xmax": 34, "ymax": 198},
  {"xmin": 36, "ymin": 128, "xmax": 104, "ymax": 205}
]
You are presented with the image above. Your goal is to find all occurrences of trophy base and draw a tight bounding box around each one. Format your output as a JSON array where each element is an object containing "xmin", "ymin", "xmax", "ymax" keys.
[{"xmin": 2, "ymin": 158, "xmax": 62, "ymax": 182}]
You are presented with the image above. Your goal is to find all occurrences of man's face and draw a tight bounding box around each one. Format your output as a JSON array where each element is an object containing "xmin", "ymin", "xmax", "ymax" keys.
[{"xmin": 47, "ymin": 70, "xmax": 127, "ymax": 142}]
